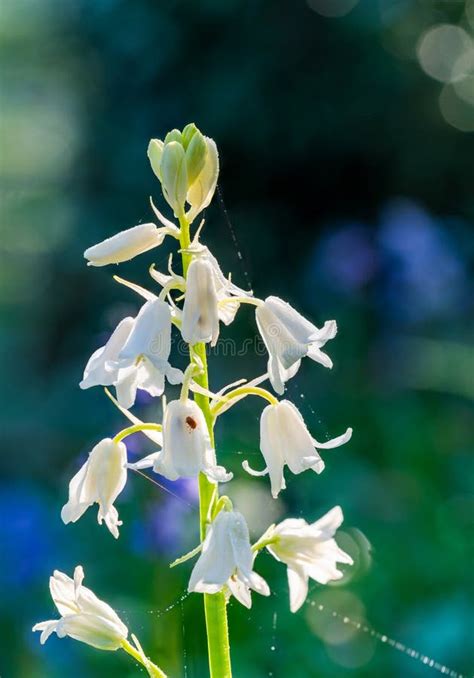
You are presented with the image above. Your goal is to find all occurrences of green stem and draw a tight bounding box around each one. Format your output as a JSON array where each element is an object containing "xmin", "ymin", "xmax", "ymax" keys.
[
  {"xmin": 121, "ymin": 638, "xmax": 167, "ymax": 678},
  {"xmin": 211, "ymin": 385, "xmax": 278, "ymax": 418},
  {"xmin": 179, "ymin": 213, "xmax": 232, "ymax": 678},
  {"xmin": 113, "ymin": 423, "xmax": 162, "ymax": 444}
]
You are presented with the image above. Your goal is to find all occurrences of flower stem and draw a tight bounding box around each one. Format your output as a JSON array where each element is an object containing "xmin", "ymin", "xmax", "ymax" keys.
[
  {"xmin": 121, "ymin": 638, "xmax": 167, "ymax": 678},
  {"xmin": 179, "ymin": 214, "xmax": 233, "ymax": 678},
  {"xmin": 113, "ymin": 423, "xmax": 163, "ymax": 444},
  {"xmin": 211, "ymin": 385, "xmax": 278, "ymax": 418}
]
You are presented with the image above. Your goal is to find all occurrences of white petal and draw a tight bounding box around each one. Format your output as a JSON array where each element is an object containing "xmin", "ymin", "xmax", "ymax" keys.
[
  {"xmin": 114, "ymin": 365, "xmax": 139, "ymax": 409},
  {"xmin": 61, "ymin": 462, "xmax": 94, "ymax": 527},
  {"xmin": 246, "ymin": 571, "xmax": 271, "ymax": 598},
  {"xmin": 33, "ymin": 620, "xmax": 59, "ymax": 644},
  {"xmin": 127, "ymin": 451, "xmax": 159, "ymax": 470},
  {"xmin": 308, "ymin": 319, "xmax": 337, "ymax": 345},
  {"xmin": 310, "ymin": 506, "xmax": 344, "ymax": 536},
  {"xmin": 242, "ymin": 459, "xmax": 269, "ymax": 477},
  {"xmin": 80, "ymin": 317, "xmax": 134, "ymax": 390},
  {"xmin": 260, "ymin": 404, "xmax": 287, "ymax": 497},
  {"xmin": 188, "ymin": 512, "xmax": 237, "ymax": 592},
  {"xmin": 56, "ymin": 612, "xmax": 127, "ymax": 650},
  {"xmin": 181, "ymin": 259, "xmax": 220, "ymax": 346},
  {"xmin": 276, "ymin": 401, "xmax": 319, "ymax": 476},
  {"xmin": 288, "ymin": 567, "xmax": 309, "ymax": 613},
  {"xmin": 93, "ymin": 440, "xmax": 127, "ymax": 522},
  {"xmin": 84, "ymin": 223, "xmax": 165, "ymax": 266},
  {"xmin": 119, "ymin": 299, "xmax": 172, "ymax": 366},
  {"xmin": 227, "ymin": 576, "xmax": 252, "ymax": 608},
  {"xmin": 313, "ymin": 427, "xmax": 352, "ymax": 450},
  {"xmin": 98, "ymin": 504, "xmax": 123, "ymax": 539},
  {"xmin": 306, "ymin": 345, "xmax": 333, "ymax": 369},
  {"xmin": 203, "ymin": 464, "xmax": 233, "ymax": 483}
]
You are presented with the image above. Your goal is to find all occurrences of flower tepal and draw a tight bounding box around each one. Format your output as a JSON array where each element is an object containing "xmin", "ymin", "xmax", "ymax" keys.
[
  {"xmin": 132, "ymin": 398, "xmax": 232, "ymax": 483},
  {"xmin": 80, "ymin": 298, "xmax": 183, "ymax": 409},
  {"xmin": 256, "ymin": 295, "xmax": 338, "ymax": 394},
  {"xmin": 188, "ymin": 510, "xmax": 270, "ymax": 608},
  {"xmin": 243, "ymin": 399, "xmax": 352, "ymax": 498},
  {"xmin": 61, "ymin": 438, "xmax": 128, "ymax": 538},
  {"xmin": 84, "ymin": 222, "xmax": 178, "ymax": 267},
  {"xmin": 33, "ymin": 566, "xmax": 128, "ymax": 650},
  {"xmin": 265, "ymin": 506, "xmax": 353, "ymax": 612}
]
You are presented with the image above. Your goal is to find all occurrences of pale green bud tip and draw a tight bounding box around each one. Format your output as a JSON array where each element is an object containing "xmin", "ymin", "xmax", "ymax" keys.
[
  {"xmin": 164, "ymin": 128, "xmax": 183, "ymax": 145},
  {"xmin": 147, "ymin": 139, "xmax": 164, "ymax": 181},
  {"xmin": 160, "ymin": 141, "xmax": 188, "ymax": 215},
  {"xmin": 185, "ymin": 129, "xmax": 207, "ymax": 185},
  {"xmin": 181, "ymin": 122, "xmax": 199, "ymax": 149}
]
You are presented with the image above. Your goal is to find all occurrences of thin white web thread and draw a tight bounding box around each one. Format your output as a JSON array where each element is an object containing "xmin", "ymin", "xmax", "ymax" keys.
[
  {"xmin": 306, "ymin": 598, "xmax": 468, "ymax": 678},
  {"xmin": 215, "ymin": 188, "xmax": 470, "ymax": 678},
  {"xmin": 180, "ymin": 600, "xmax": 188, "ymax": 678}
]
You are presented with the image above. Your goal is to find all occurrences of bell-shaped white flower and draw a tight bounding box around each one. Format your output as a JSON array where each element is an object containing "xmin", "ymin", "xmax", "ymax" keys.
[
  {"xmin": 181, "ymin": 245, "xmax": 251, "ymax": 346},
  {"xmin": 256, "ymin": 296, "xmax": 337, "ymax": 394},
  {"xmin": 243, "ymin": 400, "xmax": 352, "ymax": 498},
  {"xmin": 265, "ymin": 506, "xmax": 353, "ymax": 612},
  {"xmin": 61, "ymin": 438, "xmax": 127, "ymax": 538},
  {"xmin": 80, "ymin": 298, "xmax": 182, "ymax": 409},
  {"xmin": 131, "ymin": 399, "xmax": 231, "ymax": 483},
  {"xmin": 33, "ymin": 566, "xmax": 128, "ymax": 649},
  {"xmin": 188, "ymin": 510, "xmax": 270, "ymax": 608},
  {"xmin": 84, "ymin": 222, "xmax": 178, "ymax": 267}
]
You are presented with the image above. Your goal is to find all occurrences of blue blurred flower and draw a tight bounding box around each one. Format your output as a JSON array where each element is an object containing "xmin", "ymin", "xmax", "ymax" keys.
[
  {"xmin": 0, "ymin": 484, "xmax": 58, "ymax": 593},
  {"xmin": 378, "ymin": 199, "xmax": 467, "ymax": 324}
]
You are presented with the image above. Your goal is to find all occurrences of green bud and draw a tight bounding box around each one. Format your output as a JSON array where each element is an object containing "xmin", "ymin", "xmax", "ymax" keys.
[
  {"xmin": 160, "ymin": 141, "xmax": 188, "ymax": 216},
  {"xmin": 164, "ymin": 129, "xmax": 183, "ymax": 146},
  {"xmin": 185, "ymin": 130, "xmax": 207, "ymax": 185},
  {"xmin": 181, "ymin": 123, "xmax": 199, "ymax": 150},
  {"xmin": 147, "ymin": 139, "xmax": 164, "ymax": 181}
]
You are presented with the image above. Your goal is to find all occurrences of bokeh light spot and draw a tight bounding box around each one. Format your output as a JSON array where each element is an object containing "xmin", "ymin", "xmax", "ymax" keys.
[
  {"xmin": 439, "ymin": 84, "xmax": 474, "ymax": 132},
  {"xmin": 417, "ymin": 24, "xmax": 474, "ymax": 83},
  {"xmin": 307, "ymin": 0, "xmax": 359, "ymax": 19}
]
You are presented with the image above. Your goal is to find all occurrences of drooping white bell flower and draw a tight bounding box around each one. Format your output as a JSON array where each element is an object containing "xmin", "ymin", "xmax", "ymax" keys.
[
  {"xmin": 84, "ymin": 222, "xmax": 179, "ymax": 267},
  {"xmin": 243, "ymin": 400, "xmax": 352, "ymax": 498},
  {"xmin": 256, "ymin": 296, "xmax": 337, "ymax": 394},
  {"xmin": 33, "ymin": 566, "xmax": 128, "ymax": 649},
  {"xmin": 265, "ymin": 506, "xmax": 353, "ymax": 612},
  {"xmin": 61, "ymin": 438, "xmax": 127, "ymax": 538},
  {"xmin": 188, "ymin": 510, "xmax": 270, "ymax": 608},
  {"xmin": 80, "ymin": 298, "xmax": 182, "ymax": 409},
  {"xmin": 181, "ymin": 244, "xmax": 252, "ymax": 346},
  {"xmin": 130, "ymin": 398, "xmax": 231, "ymax": 483}
]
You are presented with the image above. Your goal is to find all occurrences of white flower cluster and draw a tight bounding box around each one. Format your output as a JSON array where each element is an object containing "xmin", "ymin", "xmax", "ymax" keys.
[{"xmin": 35, "ymin": 124, "xmax": 355, "ymax": 665}]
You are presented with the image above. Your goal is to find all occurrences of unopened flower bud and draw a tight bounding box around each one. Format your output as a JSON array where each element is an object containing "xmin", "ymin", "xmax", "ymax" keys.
[
  {"xmin": 185, "ymin": 129, "xmax": 208, "ymax": 186},
  {"xmin": 160, "ymin": 141, "xmax": 188, "ymax": 216},
  {"xmin": 147, "ymin": 139, "xmax": 164, "ymax": 181},
  {"xmin": 164, "ymin": 128, "xmax": 183, "ymax": 145},
  {"xmin": 181, "ymin": 122, "xmax": 199, "ymax": 149}
]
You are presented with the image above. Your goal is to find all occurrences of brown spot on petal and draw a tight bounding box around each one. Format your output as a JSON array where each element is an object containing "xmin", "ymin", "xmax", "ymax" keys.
[{"xmin": 185, "ymin": 416, "xmax": 198, "ymax": 430}]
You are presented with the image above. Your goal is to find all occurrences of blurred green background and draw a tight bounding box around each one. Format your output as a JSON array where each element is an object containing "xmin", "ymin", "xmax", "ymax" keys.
[{"xmin": 1, "ymin": 1, "xmax": 473, "ymax": 677}]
